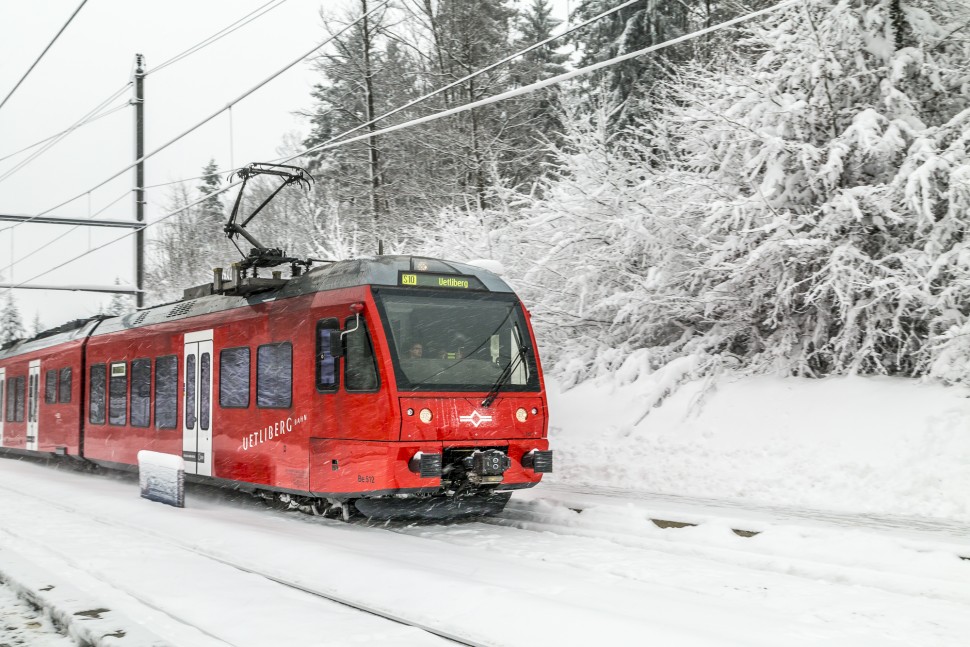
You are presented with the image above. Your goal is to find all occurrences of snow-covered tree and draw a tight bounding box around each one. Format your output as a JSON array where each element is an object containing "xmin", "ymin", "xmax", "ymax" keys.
[
  {"xmin": 105, "ymin": 278, "xmax": 135, "ymax": 316},
  {"xmin": 0, "ymin": 292, "xmax": 26, "ymax": 345},
  {"xmin": 429, "ymin": 0, "xmax": 970, "ymax": 386},
  {"xmin": 650, "ymin": 0, "xmax": 970, "ymax": 380}
]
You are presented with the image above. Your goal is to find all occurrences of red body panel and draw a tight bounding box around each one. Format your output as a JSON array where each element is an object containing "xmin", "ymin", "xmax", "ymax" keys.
[{"xmin": 0, "ymin": 281, "xmax": 550, "ymax": 500}]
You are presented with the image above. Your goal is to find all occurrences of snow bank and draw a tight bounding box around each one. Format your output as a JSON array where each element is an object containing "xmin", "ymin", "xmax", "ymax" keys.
[
  {"xmin": 547, "ymin": 373, "xmax": 970, "ymax": 522},
  {"xmin": 0, "ymin": 546, "xmax": 169, "ymax": 646}
]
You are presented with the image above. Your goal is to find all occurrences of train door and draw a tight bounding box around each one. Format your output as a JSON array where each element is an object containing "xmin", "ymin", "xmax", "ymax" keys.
[
  {"xmin": 27, "ymin": 360, "xmax": 40, "ymax": 450},
  {"xmin": 0, "ymin": 367, "xmax": 5, "ymax": 447},
  {"xmin": 183, "ymin": 330, "xmax": 214, "ymax": 477}
]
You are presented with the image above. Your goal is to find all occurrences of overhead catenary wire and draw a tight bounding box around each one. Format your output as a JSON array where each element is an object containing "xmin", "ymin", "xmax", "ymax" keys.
[
  {"xmin": 1, "ymin": 0, "xmax": 645, "ymax": 276},
  {"xmin": 0, "ymin": 0, "xmax": 802, "ymax": 297},
  {"xmin": 0, "ymin": 0, "xmax": 89, "ymax": 114},
  {"xmin": 287, "ymin": 0, "xmax": 803, "ymax": 163},
  {"xmin": 0, "ymin": 100, "xmax": 130, "ymax": 166},
  {"xmin": 1, "ymin": 0, "xmax": 392, "ymax": 240},
  {"xmin": 0, "ymin": 83, "xmax": 132, "ymax": 190},
  {"xmin": 0, "ymin": 1, "xmax": 289, "ymax": 173},
  {"xmin": 140, "ymin": 0, "xmax": 648, "ymax": 192},
  {"xmin": 148, "ymin": 0, "xmax": 290, "ymax": 76},
  {"xmin": 0, "ymin": 189, "xmax": 132, "ymax": 279}
]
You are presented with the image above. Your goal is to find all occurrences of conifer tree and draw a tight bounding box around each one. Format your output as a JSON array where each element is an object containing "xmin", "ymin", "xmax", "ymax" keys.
[{"xmin": 0, "ymin": 292, "xmax": 26, "ymax": 345}]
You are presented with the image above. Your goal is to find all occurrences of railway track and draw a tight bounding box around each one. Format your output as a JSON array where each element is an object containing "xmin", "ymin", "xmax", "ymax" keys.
[
  {"xmin": 2, "ymin": 462, "xmax": 968, "ymax": 646},
  {"xmin": 0, "ymin": 481, "xmax": 482, "ymax": 647},
  {"xmin": 370, "ymin": 498, "xmax": 970, "ymax": 609}
]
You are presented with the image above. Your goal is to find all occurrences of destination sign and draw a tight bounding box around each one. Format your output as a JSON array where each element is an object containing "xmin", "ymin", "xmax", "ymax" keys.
[{"xmin": 398, "ymin": 271, "xmax": 486, "ymax": 290}]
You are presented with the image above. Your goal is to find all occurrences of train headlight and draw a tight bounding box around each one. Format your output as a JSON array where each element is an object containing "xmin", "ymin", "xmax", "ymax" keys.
[
  {"xmin": 419, "ymin": 408, "xmax": 433, "ymax": 423},
  {"xmin": 515, "ymin": 408, "xmax": 528, "ymax": 422}
]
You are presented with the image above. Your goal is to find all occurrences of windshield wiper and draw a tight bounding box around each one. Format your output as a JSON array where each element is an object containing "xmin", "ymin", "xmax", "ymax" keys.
[{"xmin": 481, "ymin": 325, "xmax": 528, "ymax": 408}]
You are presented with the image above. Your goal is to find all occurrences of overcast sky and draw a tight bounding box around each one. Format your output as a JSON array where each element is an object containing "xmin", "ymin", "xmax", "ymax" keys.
[{"xmin": 0, "ymin": 0, "xmax": 575, "ymax": 332}]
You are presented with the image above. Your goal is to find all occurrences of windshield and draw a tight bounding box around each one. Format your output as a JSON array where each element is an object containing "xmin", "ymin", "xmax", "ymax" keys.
[{"xmin": 374, "ymin": 289, "xmax": 540, "ymax": 392}]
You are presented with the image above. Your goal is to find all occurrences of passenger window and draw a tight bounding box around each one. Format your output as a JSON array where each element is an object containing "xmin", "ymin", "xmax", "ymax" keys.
[
  {"xmin": 5, "ymin": 378, "xmax": 14, "ymax": 422},
  {"xmin": 155, "ymin": 356, "xmax": 178, "ymax": 429},
  {"xmin": 257, "ymin": 342, "xmax": 292, "ymax": 408},
  {"xmin": 220, "ymin": 347, "xmax": 250, "ymax": 408},
  {"xmin": 185, "ymin": 354, "xmax": 196, "ymax": 429},
  {"xmin": 45, "ymin": 370, "xmax": 57, "ymax": 404},
  {"xmin": 200, "ymin": 352, "xmax": 210, "ymax": 431},
  {"xmin": 131, "ymin": 359, "xmax": 151, "ymax": 428},
  {"xmin": 15, "ymin": 377, "xmax": 25, "ymax": 422},
  {"xmin": 315, "ymin": 319, "xmax": 340, "ymax": 391},
  {"xmin": 89, "ymin": 364, "xmax": 106, "ymax": 425},
  {"xmin": 109, "ymin": 362, "xmax": 127, "ymax": 426},
  {"xmin": 28, "ymin": 374, "xmax": 38, "ymax": 422},
  {"xmin": 345, "ymin": 318, "xmax": 379, "ymax": 392},
  {"xmin": 58, "ymin": 367, "xmax": 72, "ymax": 403}
]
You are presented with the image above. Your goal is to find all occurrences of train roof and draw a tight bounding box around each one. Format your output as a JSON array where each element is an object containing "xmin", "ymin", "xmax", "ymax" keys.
[{"xmin": 0, "ymin": 256, "xmax": 514, "ymax": 359}]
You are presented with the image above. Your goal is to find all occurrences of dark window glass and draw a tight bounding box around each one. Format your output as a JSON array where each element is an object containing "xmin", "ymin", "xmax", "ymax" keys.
[
  {"xmin": 220, "ymin": 347, "xmax": 250, "ymax": 408},
  {"xmin": 14, "ymin": 377, "xmax": 25, "ymax": 422},
  {"xmin": 58, "ymin": 368, "xmax": 71, "ymax": 403},
  {"xmin": 5, "ymin": 378, "xmax": 14, "ymax": 422},
  {"xmin": 89, "ymin": 365, "xmax": 106, "ymax": 424},
  {"xmin": 109, "ymin": 362, "xmax": 127, "ymax": 426},
  {"xmin": 45, "ymin": 370, "xmax": 57, "ymax": 404},
  {"xmin": 200, "ymin": 352, "xmax": 210, "ymax": 431},
  {"xmin": 316, "ymin": 319, "xmax": 340, "ymax": 391},
  {"xmin": 131, "ymin": 359, "xmax": 151, "ymax": 428},
  {"xmin": 185, "ymin": 354, "xmax": 197, "ymax": 429},
  {"xmin": 345, "ymin": 318, "xmax": 379, "ymax": 392},
  {"xmin": 257, "ymin": 342, "xmax": 292, "ymax": 408},
  {"xmin": 374, "ymin": 291, "xmax": 540, "ymax": 392},
  {"xmin": 28, "ymin": 374, "xmax": 37, "ymax": 422},
  {"xmin": 154, "ymin": 356, "xmax": 178, "ymax": 429}
]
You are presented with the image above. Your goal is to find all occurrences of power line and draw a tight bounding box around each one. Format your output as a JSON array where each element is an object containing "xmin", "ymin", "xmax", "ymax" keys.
[
  {"xmin": 0, "ymin": 0, "xmax": 89, "ymax": 113},
  {"xmin": 289, "ymin": 0, "xmax": 802, "ymax": 163},
  {"xmin": 149, "ymin": 0, "xmax": 290, "ymax": 76},
  {"xmin": 0, "ymin": 99, "xmax": 129, "ymax": 166},
  {"xmin": 0, "ymin": 1, "xmax": 289, "ymax": 188},
  {"xmin": 2, "ymin": 0, "xmax": 392, "ymax": 241},
  {"xmin": 136, "ymin": 0, "xmax": 648, "ymax": 196},
  {"xmin": 0, "ymin": 83, "xmax": 132, "ymax": 189},
  {"xmin": 1, "ymin": 0, "xmax": 801, "ymax": 297}
]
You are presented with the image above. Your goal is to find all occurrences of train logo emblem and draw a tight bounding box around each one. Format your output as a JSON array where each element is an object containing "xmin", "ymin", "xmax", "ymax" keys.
[{"xmin": 459, "ymin": 411, "xmax": 493, "ymax": 427}]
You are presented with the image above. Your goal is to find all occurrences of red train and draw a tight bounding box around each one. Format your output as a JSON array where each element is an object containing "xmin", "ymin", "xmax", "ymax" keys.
[{"xmin": 0, "ymin": 256, "xmax": 552, "ymax": 518}]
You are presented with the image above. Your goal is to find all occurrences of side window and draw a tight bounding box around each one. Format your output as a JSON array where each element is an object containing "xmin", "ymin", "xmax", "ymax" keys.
[
  {"xmin": 5, "ymin": 378, "xmax": 14, "ymax": 422},
  {"xmin": 131, "ymin": 359, "xmax": 151, "ymax": 428},
  {"xmin": 58, "ymin": 367, "xmax": 72, "ymax": 403},
  {"xmin": 257, "ymin": 342, "xmax": 292, "ymax": 408},
  {"xmin": 200, "ymin": 352, "xmax": 210, "ymax": 431},
  {"xmin": 109, "ymin": 362, "xmax": 127, "ymax": 426},
  {"xmin": 89, "ymin": 364, "xmax": 106, "ymax": 425},
  {"xmin": 30, "ymin": 374, "xmax": 39, "ymax": 422},
  {"xmin": 345, "ymin": 318, "xmax": 379, "ymax": 392},
  {"xmin": 219, "ymin": 347, "xmax": 250, "ymax": 408},
  {"xmin": 45, "ymin": 370, "xmax": 57, "ymax": 404},
  {"xmin": 15, "ymin": 377, "xmax": 25, "ymax": 422},
  {"xmin": 155, "ymin": 356, "xmax": 178, "ymax": 429},
  {"xmin": 315, "ymin": 319, "xmax": 340, "ymax": 391},
  {"xmin": 185, "ymin": 354, "xmax": 196, "ymax": 429}
]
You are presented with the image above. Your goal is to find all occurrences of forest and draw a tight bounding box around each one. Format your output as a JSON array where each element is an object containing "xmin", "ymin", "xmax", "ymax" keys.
[{"xmin": 142, "ymin": 0, "xmax": 970, "ymax": 387}]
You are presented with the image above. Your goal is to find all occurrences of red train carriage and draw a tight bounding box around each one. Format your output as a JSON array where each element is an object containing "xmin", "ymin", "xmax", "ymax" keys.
[{"xmin": 0, "ymin": 256, "xmax": 553, "ymax": 518}]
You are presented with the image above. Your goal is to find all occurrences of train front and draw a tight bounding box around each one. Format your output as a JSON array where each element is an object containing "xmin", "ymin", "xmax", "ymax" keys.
[{"xmin": 361, "ymin": 267, "xmax": 552, "ymax": 518}]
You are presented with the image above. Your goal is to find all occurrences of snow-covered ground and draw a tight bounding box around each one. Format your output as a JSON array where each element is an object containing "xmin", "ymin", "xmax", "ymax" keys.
[
  {"xmin": 548, "ymin": 371, "xmax": 970, "ymax": 522},
  {"xmin": 0, "ymin": 375, "xmax": 967, "ymax": 645}
]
